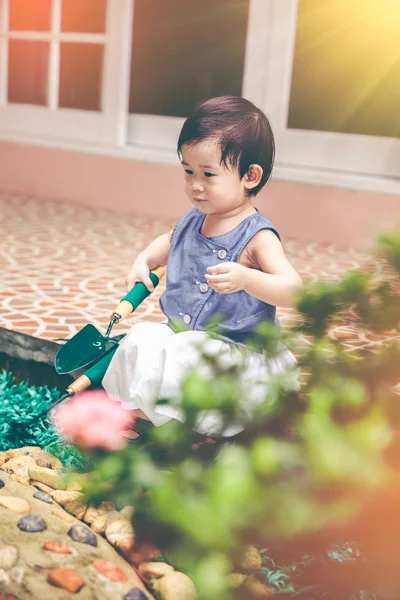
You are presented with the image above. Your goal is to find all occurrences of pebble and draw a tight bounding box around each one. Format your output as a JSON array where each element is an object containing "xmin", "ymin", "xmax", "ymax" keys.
[
  {"xmin": 10, "ymin": 475, "xmax": 30, "ymax": 486},
  {"xmin": 28, "ymin": 465, "xmax": 65, "ymax": 490},
  {"xmin": 33, "ymin": 490, "xmax": 53, "ymax": 504},
  {"xmin": 33, "ymin": 482, "xmax": 55, "ymax": 496},
  {"xmin": 17, "ymin": 515, "xmax": 47, "ymax": 533},
  {"xmin": 139, "ymin": 561, "xmax": 174, "ymax": 580},
  {"xmin": 0, "ymin": 568, "xmax": 11, "ymax": 585},
  {"xmin": 157, "ymin": 571, "xmax": 197, "ymax": 600},
  {"xmin": 0, "ymin": 479, "xmax": 4, "ymax": 489},
  {"xmin": 68, "ymin": 525, "xmax": 98, "ymax": 547},
  {"xmin": 0, "ymin": 496, "xmax": 31, "ymax": 514},
  {"xmin": 52, "ymin": 490, "xmax": 87, "ymax": 520},
  {"xmin": 92, "ymin": 559, "xmax": 128, "ymax": 582},
  {"xmin": 47, "ymin": 568, "xmax": 85, "ymax": 593},
  {"xmin": 51, "ymin": 508, "xmax": 74, "ymax": 522},
  {"xmin": 43, "ymin": 541, "xmax": 72, "ymax": 555},
  {"xmin": 124, "ymin": 589, "xmax": 148, "ymax": 600},
  {"xmin": 0, "ymin": 545, "xmax": 19, "ymax": 570}
]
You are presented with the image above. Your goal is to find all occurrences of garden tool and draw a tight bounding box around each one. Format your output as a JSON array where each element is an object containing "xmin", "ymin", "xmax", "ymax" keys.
[
  {"xmin": 13, "ymin": 266, "xmax": 165, "ymax": 429},
  {"xmin": 55, "ymin": 266, "xmax": 165, "ymax": 375},
  {"xmin": 11, "ymin": 343, "xmax": 123, "ymax": 430}
]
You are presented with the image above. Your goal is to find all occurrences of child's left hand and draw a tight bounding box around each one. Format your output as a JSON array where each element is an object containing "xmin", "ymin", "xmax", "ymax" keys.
[{"xmin": 205, "ymin": 263, "xmax": 248, "ymax": 294}]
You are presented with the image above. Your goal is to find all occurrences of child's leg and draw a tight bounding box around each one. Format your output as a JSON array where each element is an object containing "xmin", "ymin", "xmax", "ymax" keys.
[
  {"xmin": 102, "ymin": 322, "xmax": 173, "ymax": 413},
  {"xmin": 122, "ymin": 409, "xmax": 153, "ymax": 441}
]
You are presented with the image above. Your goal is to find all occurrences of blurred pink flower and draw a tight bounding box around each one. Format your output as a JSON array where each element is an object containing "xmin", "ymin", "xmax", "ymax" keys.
[{"xmin": 52, "ymin": 390, "xmax": 135, "ymax": 451}]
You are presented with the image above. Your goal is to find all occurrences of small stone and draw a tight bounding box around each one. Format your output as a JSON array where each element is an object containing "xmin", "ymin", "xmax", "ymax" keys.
[
  {"xmin": 91, "ymin": 512, "xmax": 109, "ymax": 534},
  {"xmin": 0, "ymin": 496, "xmax": 31, "ymax": 514},
  {"xmin": 0, "ymin": 569, "xmax": 11, "ymax": 585},
  {"xmin": 18, "ymin": 515, "xmax": 47, "ymax": 532},
  {"xmin": 83, "ymin": 501, "xmax": 114, "ymax": 525},
  {"xmin": 236, "ymin": 544, "xmax": 262, "ymax": 573},
  {"xmin": 11, "ymin": 475, "xmax": 30, "ymax": 487},
  {"xmin": 0, "ymin": 480, "xmax": 4, "ymax": 489},
  {"xmin": 51, "ymin": 508, "xmax": 74, "ymax": 523},
  {"xmin": 28, "ymin": 464, "xmax": 65, "ymax": 490},
  {"xmin": 227, "ymin": 573, "xmax": 247, "ymax": 588},
  {"xmin": 124, "ymin": 589, "xmax": 148, "ymax": 600},
  {"xmin": 66, "ymin": 479, "xmax": 83, "ymax": 492},
  {"xmin": 120, "ymin": 505, "xmax": 135, "ymax": 520},
  {"xmin": 43, "ymin": 541, "xmax": 72, "ymax": 555},
  {"xmin": 47, "ymin": 568, "xmax": 85, "ymax": 593},
  {"xmin": 52, "ymin": 490, "xmax": 87, "ymax": 519},
  {"xmin": 4, "ymin": 456, "xmax": 36, "ymax": 479},
  {"xmin": 105, "ymin": 519, "xmax": 135, "ymax": 552},
  {"xmin": 92, "ymin": 559, "xmax": 128, "ymax": 582},
  {"xmin": 33, "ymin": 490, "xmax": 53, "ymax": 504},
  {"xmin": 0, "ymin": 593, "xmax": 20, "ymax": 600},
  {"xmin": 242, "ymin": 575, "xmax": 275, "ymax": 598},
  {"xmin": 0, "ymin": 546, "xmax": 18, "ymax": 570},
  {"xmin": 68, "ymin": 525, "xmax": 98, "ymax": 547},
  {"xmin": 18, "ymin": 447, "xmax": 62, "ymax": 470},
  {"xmin": 33, "ymin": 482, "xmax": 56, "ymax": 496},
  {"xmin": 156, "ymin": 571, "xmax": 197, "ymax": 600},
  {"xmin": 138, "ymin": 562, "xmax": 174, "ymax": 580},
  {"xmin": 105, "ymin": 510, "xmax": 124, "ymax": 527},
  {"xmin": 0, "ymin": 452, "xmax": 10, "ymax": 467}
]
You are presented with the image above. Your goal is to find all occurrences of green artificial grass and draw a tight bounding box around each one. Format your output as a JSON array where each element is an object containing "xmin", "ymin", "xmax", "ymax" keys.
[{"xmin": 0, "ymin": 370, "xmax": 88, "ymax": 470}]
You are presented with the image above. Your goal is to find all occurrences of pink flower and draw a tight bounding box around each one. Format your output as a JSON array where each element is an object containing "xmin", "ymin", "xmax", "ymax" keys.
[{"xmin": 52, "ymin": 390, "xmax": 135, "ymax": 451}]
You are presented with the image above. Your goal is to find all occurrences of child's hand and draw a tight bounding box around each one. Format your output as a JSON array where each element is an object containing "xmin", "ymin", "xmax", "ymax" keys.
[
  {"xmin": 205, "ymin": 263, "xmax": 248, "ymax": 294},
  {"xmin": 126, "ymin": 255, "xmax": 155, "ymax": 292}
]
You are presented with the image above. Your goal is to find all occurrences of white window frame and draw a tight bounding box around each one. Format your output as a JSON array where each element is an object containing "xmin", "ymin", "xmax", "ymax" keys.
[
  {"xmin": 127, "ymin": 0, "xmax": 399, "ymax": 194},
  {"xmin": 0, "ymin": 0, "xmax": 133, "ymax": 145},
  {"xmin": 256, "ymin": 0, "xmax": 400, "ymax": 182},
  {"xmin": 0, "ymin": 0, "xmax": 398, "ymax": 195}
]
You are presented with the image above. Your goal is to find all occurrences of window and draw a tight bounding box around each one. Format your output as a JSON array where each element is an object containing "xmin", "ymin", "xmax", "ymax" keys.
[
  {"xmin": 0, "ymin": 0, "xmax": 132, "ymax": 144},
  {"xmin": 258, "ymin": 0, "xmax": 400, "ymax": 179},
  {"xmin": 127, "ymin": 0, "xmax": 251, "ymax": 148},
  {"xmin": 0, "ymin": 0, "xmax": 398, "ymax": 190}
]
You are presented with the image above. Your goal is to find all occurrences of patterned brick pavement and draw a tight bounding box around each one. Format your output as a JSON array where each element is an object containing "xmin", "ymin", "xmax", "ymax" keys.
[{"xmin": 1, "ymin": 193, "xmax": 398, "ymax": 360}]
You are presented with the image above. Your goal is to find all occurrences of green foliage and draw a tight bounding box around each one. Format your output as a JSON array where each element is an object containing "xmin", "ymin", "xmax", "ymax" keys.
[
  {"xmin": 14, "ymin": 233, "xmax": 399, "ymax": 599},
  {"xmin": 79, "ymin": 234, "xmax": 400, "ymax": 599}
]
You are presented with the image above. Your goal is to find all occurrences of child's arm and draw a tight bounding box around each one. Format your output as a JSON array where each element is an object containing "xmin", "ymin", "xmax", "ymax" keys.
[
  {"xmin": 127, "ymin": 230, "xmax": 172, "ymax": 291},
  {"xmin": 205, "ymin": 230, "xmax": 303, "ymax": 308}
]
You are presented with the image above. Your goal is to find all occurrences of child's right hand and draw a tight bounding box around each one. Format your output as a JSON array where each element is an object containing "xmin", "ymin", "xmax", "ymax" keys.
[{"xmin": 126, "ymin": 254, "xmax": 155, "ymax": 292}]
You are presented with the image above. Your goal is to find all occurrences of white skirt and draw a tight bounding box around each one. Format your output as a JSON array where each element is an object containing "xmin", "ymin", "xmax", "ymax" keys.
[{"xmin": 102, "ymin": 322, "xmax": 299, "ymax": 437}]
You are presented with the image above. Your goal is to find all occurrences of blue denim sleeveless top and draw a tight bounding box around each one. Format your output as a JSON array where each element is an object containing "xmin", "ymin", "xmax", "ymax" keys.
[{"xmin": 159, "ymin": 207, "xmax": 280, "ymax": 345}]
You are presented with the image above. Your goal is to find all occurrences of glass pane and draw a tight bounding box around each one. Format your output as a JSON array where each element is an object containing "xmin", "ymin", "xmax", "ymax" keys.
[
  {"xmin": 8, "ymin": 40, "xmax": 49, "ymax": 105},
  {"xmin": 61, "ymin": 0, "xmax": 107, "ymax": 33},
  {"xmin": 59, "ymin": 43, "xmax": 103, "ymax": 111},
  {"xmin": 288, "ymin": 0, "xmax": 400, "ymax": 139},
  {"xmin": 9, "ymin": 0, "xmax": 51, "ymax": 31},
  {"xmin": 129, "ymin": 0, "xmax": 250, "ymax": 117}
]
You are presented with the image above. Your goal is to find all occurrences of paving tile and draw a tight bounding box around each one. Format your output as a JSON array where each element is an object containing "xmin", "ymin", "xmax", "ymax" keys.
[{"xmin": 1, "ymin": 193, "xmax": 398, "ymax": 369}]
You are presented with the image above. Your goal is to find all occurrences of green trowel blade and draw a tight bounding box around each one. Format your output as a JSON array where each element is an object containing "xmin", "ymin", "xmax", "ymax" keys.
[{"xmin": 55, "ymin": 324, "xmax": 117, "ymax": 374}]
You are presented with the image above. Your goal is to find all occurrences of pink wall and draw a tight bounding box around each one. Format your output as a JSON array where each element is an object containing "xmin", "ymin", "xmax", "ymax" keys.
[{"xmin": 1, "ymin": 141, "xmax": 398, "ymax": 249}]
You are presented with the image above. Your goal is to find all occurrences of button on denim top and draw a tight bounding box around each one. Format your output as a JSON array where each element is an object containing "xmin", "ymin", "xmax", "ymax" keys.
[{"xmin": 159, "ymin": 207, "xmax": 280, "ymax": 346}]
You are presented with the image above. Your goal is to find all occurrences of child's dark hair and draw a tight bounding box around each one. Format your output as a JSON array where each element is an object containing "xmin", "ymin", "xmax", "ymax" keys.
[{"xmin": 177, "ymin": 96, "xmax": 275, "ymax": 196}]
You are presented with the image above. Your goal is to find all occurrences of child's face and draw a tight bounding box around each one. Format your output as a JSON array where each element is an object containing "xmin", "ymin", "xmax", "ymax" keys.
[{"xmin": 180, "ymin": 139, "xmax": 252, "ymax": 217}]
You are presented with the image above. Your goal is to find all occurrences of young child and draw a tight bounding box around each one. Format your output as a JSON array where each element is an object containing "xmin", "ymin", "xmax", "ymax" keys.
[{"xmin": 102, "ymin": 96, "xmax": 303, "ymax": 437}]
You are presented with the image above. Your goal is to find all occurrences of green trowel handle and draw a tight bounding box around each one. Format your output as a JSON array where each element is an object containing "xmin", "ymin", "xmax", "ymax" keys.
[
  {"xmin": 43, "ymin": 340, "xmax": 124, "ymax": 417},
  {"xmin": 65, "ymin": 339, "xmax": 123, "ymax": 396},
  {"xmin": 113, "ymin": 265, "xmax": 166, "ymax": 321},
  {"xmin": 85, "ymin": 342, "xmax": 122, "ymax": 387}
]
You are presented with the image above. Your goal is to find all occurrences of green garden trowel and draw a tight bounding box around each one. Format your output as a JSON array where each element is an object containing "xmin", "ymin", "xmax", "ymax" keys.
[{"xmin": 55, "ymin": 266, "xmax": 165, "ymax": 375}]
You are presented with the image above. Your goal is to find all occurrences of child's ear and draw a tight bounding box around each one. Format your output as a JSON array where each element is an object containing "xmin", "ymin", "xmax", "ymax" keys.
[{"xmin": 243, "ymin": 164, "xmax": 263, "ymax": 190}]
